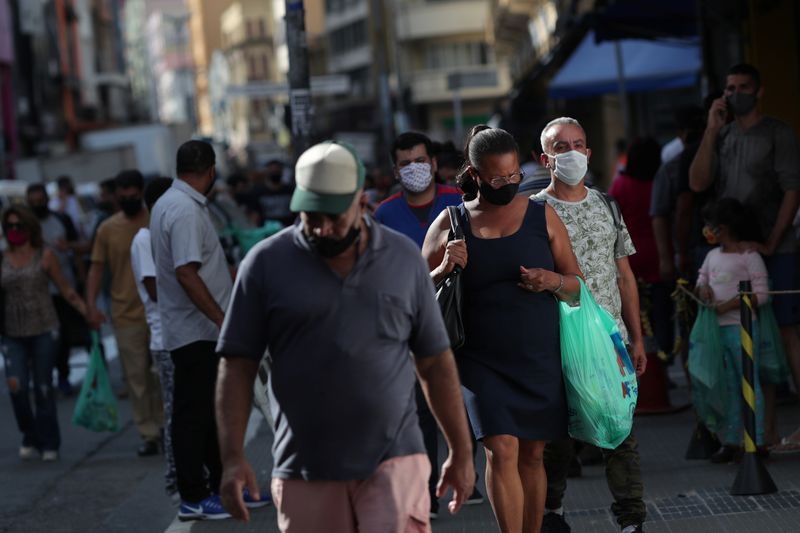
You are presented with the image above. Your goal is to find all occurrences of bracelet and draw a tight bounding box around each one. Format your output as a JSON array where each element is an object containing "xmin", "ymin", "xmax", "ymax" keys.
[{"xmin": 553, "ymin": 274, "xmax": 564, "ymax": 294}]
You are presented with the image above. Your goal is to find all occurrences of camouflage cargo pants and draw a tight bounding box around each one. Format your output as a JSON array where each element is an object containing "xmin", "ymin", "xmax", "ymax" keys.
[{"xmin": 544, "ymin": 433, "xmax": 645, "ymax": 528}]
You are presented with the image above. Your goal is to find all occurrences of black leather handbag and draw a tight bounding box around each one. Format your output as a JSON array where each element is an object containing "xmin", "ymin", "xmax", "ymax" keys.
[{"xmin": 435, "ymin": 206, "xmax": 465, "ymax": 350}]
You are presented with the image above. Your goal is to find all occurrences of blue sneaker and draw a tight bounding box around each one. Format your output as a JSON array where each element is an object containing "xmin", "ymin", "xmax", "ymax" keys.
[
  {"xmin": 243, "ymin": 487, "xmax": 271, "ymax": 508},
  {"xmin": 178, "ymin": 494, "xmax": 231, "ymax": 521}
]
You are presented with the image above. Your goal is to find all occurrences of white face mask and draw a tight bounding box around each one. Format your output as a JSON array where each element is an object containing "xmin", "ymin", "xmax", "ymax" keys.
[
  {"xmin": 398, "ymin": 162, "xmax": 433, "ymax": 193},
  {"xmin": 547, "ymin": 150, "xmax": 588, "ymax": 186}
]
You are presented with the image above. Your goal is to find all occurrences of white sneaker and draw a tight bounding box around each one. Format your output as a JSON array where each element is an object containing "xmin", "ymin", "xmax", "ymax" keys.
[
  {"xmin": 19, "ymin": 446, "xmax": 38, "ymax": 460},
  {"xmin": 42, "ymin": 450, "xmax": 59, "ymax": 462}
]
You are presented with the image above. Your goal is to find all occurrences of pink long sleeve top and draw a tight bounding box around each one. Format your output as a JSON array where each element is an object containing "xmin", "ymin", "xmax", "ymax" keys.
[{"xmin": 697, "ymin": 248, "xmax": 769, "ymax": 326}]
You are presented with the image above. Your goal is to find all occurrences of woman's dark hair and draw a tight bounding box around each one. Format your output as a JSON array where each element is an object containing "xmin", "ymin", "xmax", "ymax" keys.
[
  {"xmin": 702, "ymin": 198, "xmax": 762, "ymax": 242},
  {"xmin": 3, "ymin": 205, "xmax": 44, "ymax": 249},
  {"xmin": 456, "ymin": 125, "xmax": 519, "ymax": 201},
  {"xmin": 624, "ymin": 137, "xmax": 661, "ymax": 181}
]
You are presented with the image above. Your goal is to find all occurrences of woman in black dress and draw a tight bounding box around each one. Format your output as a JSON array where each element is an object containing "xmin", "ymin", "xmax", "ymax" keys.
[{"xmin": 423, "ymin": 126, "xmax": 582, "ymax": 533}]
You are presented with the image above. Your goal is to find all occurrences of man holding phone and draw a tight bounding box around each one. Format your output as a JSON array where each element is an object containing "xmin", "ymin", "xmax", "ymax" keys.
[{"xmin": 689, "ymin": 63, "xmax": 800, "ymax": 447}]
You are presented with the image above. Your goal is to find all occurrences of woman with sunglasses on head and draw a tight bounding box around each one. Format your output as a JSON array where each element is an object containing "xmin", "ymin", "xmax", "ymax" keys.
[
  {"xmin": 2, "ymin": 206, "xmax": 87, "ymax": 462},
  {"xmin": 422, "ymin": 126, "xmax": 583, "ymax": 532}
]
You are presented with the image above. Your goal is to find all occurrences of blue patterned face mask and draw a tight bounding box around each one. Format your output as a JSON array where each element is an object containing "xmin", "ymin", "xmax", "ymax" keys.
[{"xmin": 398, "ymin": 162, "xmax": 433, "ymax": 193}]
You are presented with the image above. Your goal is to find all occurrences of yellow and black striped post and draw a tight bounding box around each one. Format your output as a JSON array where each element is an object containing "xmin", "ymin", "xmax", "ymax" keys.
[{"xmin": 731, "ymin": 280, "xmax": 777, "ymax": 495}]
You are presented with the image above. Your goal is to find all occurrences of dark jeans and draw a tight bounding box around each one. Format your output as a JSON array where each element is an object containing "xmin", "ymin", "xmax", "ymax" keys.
[
  {"xmin": 544, "ymin": 433, "xmax": 645, "ymax": 528},
  {"xmin": 171, "ymin": 341, "xmax": 222, "ymax": 503},
  {"xmin": 52, "ymin": 295, "xmax": 92, "ymax": 381},
  {"xmin": 650, "ymin": 282, "xmax": 674, "ymax": 355},
  {"xmin": 3, "ymin": 332, "xmax": 61, "ymax": 451}
]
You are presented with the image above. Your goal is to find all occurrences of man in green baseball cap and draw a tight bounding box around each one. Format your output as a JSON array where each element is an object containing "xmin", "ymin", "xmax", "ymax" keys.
[
  {"xmin": 288, "ymin": 141, "xmax": 367, "ymax": 259},
  {"xmin": 216, "ymin": 141, "xmax": 475, "ymax": 530}
]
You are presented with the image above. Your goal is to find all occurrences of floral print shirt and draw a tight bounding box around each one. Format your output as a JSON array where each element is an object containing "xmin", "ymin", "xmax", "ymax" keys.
[{"xmin": 533, "ymin": 187, "xmax": 636, "ymax": 341}]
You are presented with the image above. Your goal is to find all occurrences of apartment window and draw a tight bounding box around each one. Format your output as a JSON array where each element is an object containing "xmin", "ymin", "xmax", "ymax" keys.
[
  {"xmin": 329, "ymin": 20, "xmax": 367, "ymax": 55},
  {"xmin": 247, "ymin": 54, "xmax": 257, "ymax": 80},
  {"xmin": 250, "ymin": 99, "xmax": 265, "ymax": 132},
  {"xmin": 246, "ymin": 20, "xmax": 254, "ymax": 39},
  {"xmin": 258, "ymin": 19, "xmax": 266, "ymax": 37},
  {"xmin": 350, "ymin": 67, "xmax": 371, "ymax": 97},
  {"xmin": 423, "ymin": 42, "xmax": 491, "ymax": 69},
  {"xmin": 260, "ymin": 54, "xmax": 269, "ymax": 78}
]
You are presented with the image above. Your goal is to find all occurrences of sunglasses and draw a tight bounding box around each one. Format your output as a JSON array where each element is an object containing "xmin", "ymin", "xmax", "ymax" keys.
[{"xmin": 3, "ymin": 222, "xmax": 24, "ymax": 231}]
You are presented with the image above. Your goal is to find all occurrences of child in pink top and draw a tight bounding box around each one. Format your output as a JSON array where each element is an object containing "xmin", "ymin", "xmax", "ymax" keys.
[{"xmin": 696, "ymin": 198, "xmax": 768, "ymax": 462}]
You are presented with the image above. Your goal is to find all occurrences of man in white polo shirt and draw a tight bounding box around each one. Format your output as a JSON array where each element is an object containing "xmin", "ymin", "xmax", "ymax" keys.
[{"xmin": 151, "ymin": 141, "xmax": 267, "ymax": 520}]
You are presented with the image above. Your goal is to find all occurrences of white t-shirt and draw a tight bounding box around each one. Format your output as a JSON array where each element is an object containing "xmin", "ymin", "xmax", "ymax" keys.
[{"xmin": 130, "ymin": 228, "xmax": 163, "ymax": 351}]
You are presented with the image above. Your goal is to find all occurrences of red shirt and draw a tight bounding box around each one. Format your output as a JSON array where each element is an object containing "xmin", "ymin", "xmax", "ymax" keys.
[{"xmin": 608, "ymin": 174, "xmax": 660, "ymax": 283}]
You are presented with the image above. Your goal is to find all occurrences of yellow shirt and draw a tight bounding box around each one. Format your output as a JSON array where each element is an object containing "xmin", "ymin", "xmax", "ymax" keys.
[{"xmin": 91, "ymin": 211, "xmax": 148, "ymax": 326}]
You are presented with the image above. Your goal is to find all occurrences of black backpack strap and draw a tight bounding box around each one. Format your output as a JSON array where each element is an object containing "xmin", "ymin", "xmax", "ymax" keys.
[
  {"xmin": 598, "ymin": 191, "xmax": 622, "ymax": 231},
  {"xmin": 598, "ymin": 191, "xmax": 626, "ymax": 255}
]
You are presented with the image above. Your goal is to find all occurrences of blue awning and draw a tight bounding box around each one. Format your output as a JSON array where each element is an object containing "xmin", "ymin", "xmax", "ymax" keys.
[{"xmin": 548, "ymin": 31, "xmax": 701, "ymax": 99}]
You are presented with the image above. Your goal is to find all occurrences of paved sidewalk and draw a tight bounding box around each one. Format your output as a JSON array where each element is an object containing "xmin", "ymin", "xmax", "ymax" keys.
[{"xmin": 163, "ymin": 372, "xmax": 800, "ymax": 533}]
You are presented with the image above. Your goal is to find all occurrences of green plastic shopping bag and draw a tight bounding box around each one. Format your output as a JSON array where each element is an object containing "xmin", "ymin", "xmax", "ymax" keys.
[
  {"xmin": 687, "ymin": 307, "xmax": 727, "ymax": 433},
  {"xmin": 72, "ymin": 332, "xmax": 119, "ymax": 432},
  {"xmin": 757, "ymin": 303, "xmax": 789, "ymax": 384},
  {"xmin": 231, "ymin": 221, "xmax": 284, "ymax": 253},
  {"xmin": 559, "ymin": 279, "xmax": 638, "ymax": 449}
]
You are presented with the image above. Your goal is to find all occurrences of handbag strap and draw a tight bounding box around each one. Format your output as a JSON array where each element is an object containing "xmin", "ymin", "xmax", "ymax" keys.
[{"xmin": 447, "ymin": 205, "xmax": 463, "ymax": 241}]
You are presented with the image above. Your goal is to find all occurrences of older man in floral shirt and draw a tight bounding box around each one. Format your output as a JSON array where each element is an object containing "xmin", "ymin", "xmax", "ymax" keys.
[{"xmin": 533, "ymin": 117, "xmax": 647, "ymax": 533}]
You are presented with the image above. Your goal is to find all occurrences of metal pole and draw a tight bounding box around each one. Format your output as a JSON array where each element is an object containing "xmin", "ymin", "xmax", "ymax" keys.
[
  {"xmin": 613, "ymin": 41, "xmax": 631, "ymax": 142},
  {"xmin": 370, "ymin": 0, "xmax": 395, "ymax": 149},
  {"xmin": 284, "ymin": 0, "xmax": 312, "ymax": 160},
  {"xmin": 731, "ymin": 280, "xmax": 777, "ymax": 495}
]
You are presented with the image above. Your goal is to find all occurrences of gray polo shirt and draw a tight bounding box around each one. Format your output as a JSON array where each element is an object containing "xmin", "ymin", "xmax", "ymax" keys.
[
  {"xmin": 217, "ymin": 217, "xmax": 450, "ymax": 481},
  {"xmin": 714, "ymin": 116, "xmax": 800, "ymax": 252},
  {"xmin": 150, "ymin": 178, "xmax": 232, "ymax": 351}
]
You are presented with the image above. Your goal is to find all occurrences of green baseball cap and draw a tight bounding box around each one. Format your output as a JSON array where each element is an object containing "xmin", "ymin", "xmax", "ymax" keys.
[{"xmin": 290, "ymin": 141, "xmax": 366, "ymax": 214}]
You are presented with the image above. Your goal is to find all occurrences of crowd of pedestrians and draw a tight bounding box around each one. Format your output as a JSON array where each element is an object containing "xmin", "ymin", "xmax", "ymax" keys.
[{"xmin": 3, "ymin": 61, "xmax": 800, "ymax": 533}]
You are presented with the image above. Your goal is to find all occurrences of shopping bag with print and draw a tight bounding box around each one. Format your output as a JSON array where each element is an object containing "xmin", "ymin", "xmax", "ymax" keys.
[
  {"xmin": 72, "ymin": 332, "xmax": 119, "ymax": 432},
  {"xmin": 687, "ymin": 307, "xmax": 727, "ymax": 432},
  {"xmin": 559, "ymin": 279, "xmax": 638, "ymax": 449}
]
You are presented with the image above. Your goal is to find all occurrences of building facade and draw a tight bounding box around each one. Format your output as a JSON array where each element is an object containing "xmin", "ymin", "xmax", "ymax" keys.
[
  {"xmin": 188, "ymin": 0, "xmax": 232, "ymax": 136},
  {"xmin": 147, "ymin": 7, "xmax": 195, "ymax": 126},
  {"xmin": 221, "ymin": 0, "xmax": 280, "ymax": 157},
  {"xmin": 392, "ymin": 0, "xmax": 512, "ymax": 144}
]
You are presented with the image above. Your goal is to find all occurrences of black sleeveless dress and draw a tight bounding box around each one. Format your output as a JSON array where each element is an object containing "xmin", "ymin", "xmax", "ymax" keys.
[{"xmin": 456, "ymin": 200, "xmax": 567, "ymax": 441}]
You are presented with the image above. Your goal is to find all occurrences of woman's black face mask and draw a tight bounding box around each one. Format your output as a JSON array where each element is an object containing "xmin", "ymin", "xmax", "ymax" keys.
[{"xmin": 478, "ymin": 181, "xmax": 519, "ymax": 205}]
